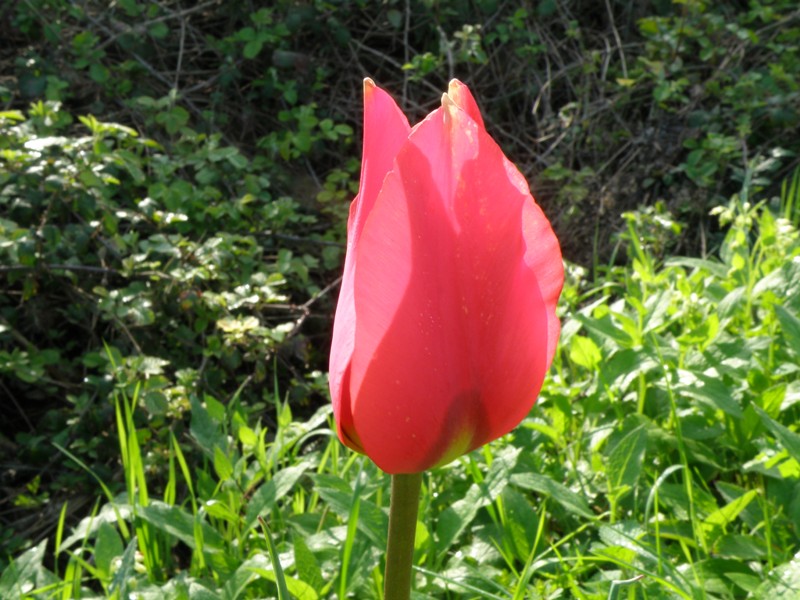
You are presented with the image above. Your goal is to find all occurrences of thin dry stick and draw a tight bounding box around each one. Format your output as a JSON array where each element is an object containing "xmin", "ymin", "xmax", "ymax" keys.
[{"xmin": 604, "ymin": 0, "xmax": 628, "ymax": 78}]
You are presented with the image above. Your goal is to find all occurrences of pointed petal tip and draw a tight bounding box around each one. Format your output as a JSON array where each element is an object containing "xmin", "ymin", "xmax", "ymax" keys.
[
  {"xmin": 444, "ymin": 79, "xmax": 484, "ymax": 128},
  {"xmin": 441, "ymin": 92, "xmax": 459, "ymax": 127},
  {"xmin": 448, "ymin": 79, "xmax": 465, "ymax": 92}
]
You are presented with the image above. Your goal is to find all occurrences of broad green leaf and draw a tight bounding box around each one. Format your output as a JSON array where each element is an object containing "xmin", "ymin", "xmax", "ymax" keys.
[
  {"xmin": 569, "ymin": 335, "xmax": 602, "ymax": 370},
  {"xmin": 776, "ymin": 305, "xmax": 800, "ymax": 355},
  {"xmin": 752, "ymin": 551, "xmax": 800, "ymax": 599},
  {"xmin": 510, "ymin": 472, "xmax": 594, "ymax": 519},
  {"xmin": 597, "ymin": 522, "xmax": 659, "ymax": 564},
  {"xmin": 702, "ymin": 489, "xmax": 758, "ymax": 529},
  {"xmin": 755, "ymin": 405, "xmax": 800, "ymax": 464},
  {"xmin": 436, "ymin": 448, "xmax": 520, "ymax": 555},
  {"xmin": 715, "ymin": 533, "xmax": 767, "ymax": 560},
  {"xmin": 62, "ymin": 500, "xmax": 133, "ymax": 549},
  {"xmin": 574, "ymin": 312, "xmax": 635, "ymax": 348},
  {"xmin": 0, "ymin": 540, "xmax": 50, "ymax": 595},
  {"xmin": 678, "ymin": 370, "xmax": 743, "ymax": 418},
  {"xmin": 763, "ymin": 383, "xmax": 787, "ymax": 417},
  {"xmin": 692, "ymin": 558, "xmax": 759, "ymax": 593},
  {"xmin": 222, "ymin": 561, "xmax": 256, "ymax": 600},
  {"xmin": 655, "ymin": 483, "xmax": 717, "ymax": 521},
  {"xmin": 677, "ymin": 313, "xmax": 719, "ymax": 348},
  {"xmin": 94, "ymin": 522, "xmax": 124, "ymax": 581},
  {"xmin": 190, "ymin": 395, "xmax": 226, "ymax": 456},
  {"xmin": 664, "ymin": 256, "xmax": 728, "ymax": 278},
  {"xmin": 109, "ymin": 536, "xmax": 138, "ymax": 600},
  {"xmin": 311, "ymin": 473, "xmax": 388, "ymax": 547},
  {"xmin": 138, "ymin": 501, "xmax": 225, "ymax": 552},
  {"xmin": 214, "ymin": 445, "xmax": 234, "ymax": 481},
  {"xmin": 204, "ymin": 498, "xmax": 241, "ymax": 524},
  {"xmin": 244, "ymin": 39, "xmax": 264, "ymax": 59},
  {"xmin": 238, "ymin": 425, "xmax": 258, "ymax": 447},
  {"xmin": 244, "ymin": 465, "xmax": 308, "ymax": 532},
  {"xmin": 137, "ymin": 579, "xmax": 220, "ymax": 600},
  {"xmin": 293, "ymin": 534, "xmax": 325, "ymax": 593},
  {"xmin": 502, "ymin": 487, "xmax": 540, "ymax": 561},
  {"xmin": 642, "ymin": 288, "xmax": 674, "ymax": 333},
  {"xmin": 606, "ymin": 425, "xmax": 647, "ymax": 491}
]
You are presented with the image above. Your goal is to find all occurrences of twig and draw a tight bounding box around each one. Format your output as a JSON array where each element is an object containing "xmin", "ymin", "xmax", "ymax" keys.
[
  {"xmin": 0, "ymin": 263, "xmax": 174, "ymax": 284},
  {"xmin": 1, "ymin": 379, "xmax": 40, "ymax": 433},
  {"xmin": 437, "ymin": 25, "xmax": 455, "ymax": 81},
  {"xmin": 175, "ymin": 13, "xmax": 187, "ymax": 90},
  {"xmin": 0, "ymin": 264, "xmax": 119, "ymax": 276},
  {"xmin": 604, "ymin": 0, "xmax": 628, "ymax": 78},
  {"xmin": 0, "ymin": 314, "xmax": 37, "ymax": 351},
  {"xmin": 284, "ymin": 275, "xmax": 342, "ymax": 341},
  {"xmin": 95, "ymin": 0, "xmax": 219, "ymax": 52},
  {"xmin": 301, "ymin": 275, "xmax": 343, "ymax": 311},
  {"xmin": 264, "ymin": 232, "xmax": 345, "ymax": 248},
  {"xmin": 350, "ymin": 39, "xmax": 443, "ymax": 98},
  {"xmin": 80, "ymin": 5, "xmax": 237, "ymax": 146}
]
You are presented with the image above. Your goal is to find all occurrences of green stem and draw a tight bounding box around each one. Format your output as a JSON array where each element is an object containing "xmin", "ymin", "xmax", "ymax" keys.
[{"xmin": 384, "ymin": 472, "xmax": 423, "ymax": 600}]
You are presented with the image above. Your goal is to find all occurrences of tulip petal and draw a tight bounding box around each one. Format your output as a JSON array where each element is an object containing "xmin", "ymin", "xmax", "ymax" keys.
[
  {"xmin": 448, "ymin": 79, "xmax": 563, "ymax": 362},
  {"xmin": 522, "ymin": 190, "xmax": 564, "ymax": 365},
  {"xmin": 329, "ymin": 79, "xmax": 410, "ymax": 450},
  {"xmin": 447, "ymin": 79, "xmax": 484, "ymax": 129},
  {"xmin": 349, "ymin": 95, "xmax": 554, "ymax": 473}
]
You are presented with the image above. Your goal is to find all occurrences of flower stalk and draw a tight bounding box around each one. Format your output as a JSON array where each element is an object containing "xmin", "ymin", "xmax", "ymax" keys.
[{"xmin": 383, "ymin": 472, "xmax": 423, "ymax": 600}]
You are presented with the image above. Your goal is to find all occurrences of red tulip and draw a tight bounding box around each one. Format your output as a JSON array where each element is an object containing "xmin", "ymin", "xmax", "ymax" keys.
[{"xmin": 329, "ymin": 79, "xmax": 563, "ymax": 474}]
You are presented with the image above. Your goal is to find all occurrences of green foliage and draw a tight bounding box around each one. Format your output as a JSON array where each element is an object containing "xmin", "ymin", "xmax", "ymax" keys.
[
  {"xmin": 0, "ymin": 98, "xmax": 343, "ymax": 561},
  {"xmin": 4, "ymin": 192, "xmax": 800, "ymax": 597},
  {"xmin": 4, "ymin": 0, "xmax": 800, "ymax": 597},
  {"xmin": 5, "ymin": 0, "xmax": 800, "ymax": 262}
]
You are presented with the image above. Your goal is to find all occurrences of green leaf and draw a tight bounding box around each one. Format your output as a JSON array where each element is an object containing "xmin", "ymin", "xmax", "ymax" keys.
[
  {"xmin": 0, "ymin": 540, "xmax": 49, "ymax": 595},
  {"xmin": 244, "ymin": 465, "xmax": 308, "ymax": 532},
  {"xmin": 238, "ymin": 425, "xmax": 258, "ymax": 446},
  {"xmin": 311, "ymin": 473, "xmax": 388, "ymax": 547},
  {"xmin": 776, "ymin": 305, "xmax": 800, "ymax": 355},
  {"xmin": 702, "ymin": 489, "xmax": 758, "ymax": 529},
  {"xmin": 606, "ymin": 425, "xmax": 647, "ymax": 491},
  {"xmin": 715, "ymin": 533, "xmax": 767, "ymax": 560},
  {"xmin": 213, "ymin": 445, "xmax": 233, "ymax": 481},
  {"xmin": 293, "ymin": 533, "xmax": 325, "ymax": 592},
  {"xmin": 597, "ymin": 522, "xmax": 657, "ymax": 562},
  {"xmin": 574, "ymin": 312, "xmax": 634, "ymax": 348},
  {"xmin": 108, "ymin": 536, "xmax": 138, "ymax": 600},
  {"xmin": 752, "ymin": 551, "xmax": 800, "ymax": 599},
  {"xmin": 242, "ymin": 554, "xmax": 318, "ymax": 600},
  {"xmin": 261, "ymin": 519, "xmax": 292, "ymax": 600},
  {"xmin": 243, "ymin": 39, "xmax": 264, "ymax": 59},
  {"xmin": 664, "ymin": 256, "xmax": 728, "ymax": 279},
  {"xmin": 436, "ymin": 447, "xmax": 519, "ymax": 555},
  {"xmin": 94, "ymin": 522, "xmax": 124, "ymax": 580},
  {"xmin": 510, "ymin": 472, "xmax": 594, "ymax": 519},
  {"xmin": 754, "ymin": 405, "xmax": 800, "ymax": 463},
  {"xmin": 138, "ymin": 501, "xmax": 225, "ymax": 552},
  {"xmin": 569, "ymin": 335, "xmax": 602, "ymax": 370},
  {"xmin": 693, "ymin": 558, "xmax": 759, "ymax": 593},
  {"xmin": 190, "ymin": 395, "xmax": 226, "ymax": 456},
  {"xmin": 502, "ymin": 487, "xmax": 540, "ymax": 561},
  {"xmin": 148, "ymin": 21, "xmax": 169, "ymax": 38},
  {"xmin": 678, "ymin": 370, "xmax": 743, "ymax": 418}
]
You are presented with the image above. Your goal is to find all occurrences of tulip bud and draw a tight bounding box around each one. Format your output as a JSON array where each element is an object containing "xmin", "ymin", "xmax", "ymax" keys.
[{"xmin": 329, "ymin": 79, "xmax": 563, "ymax": 474}]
